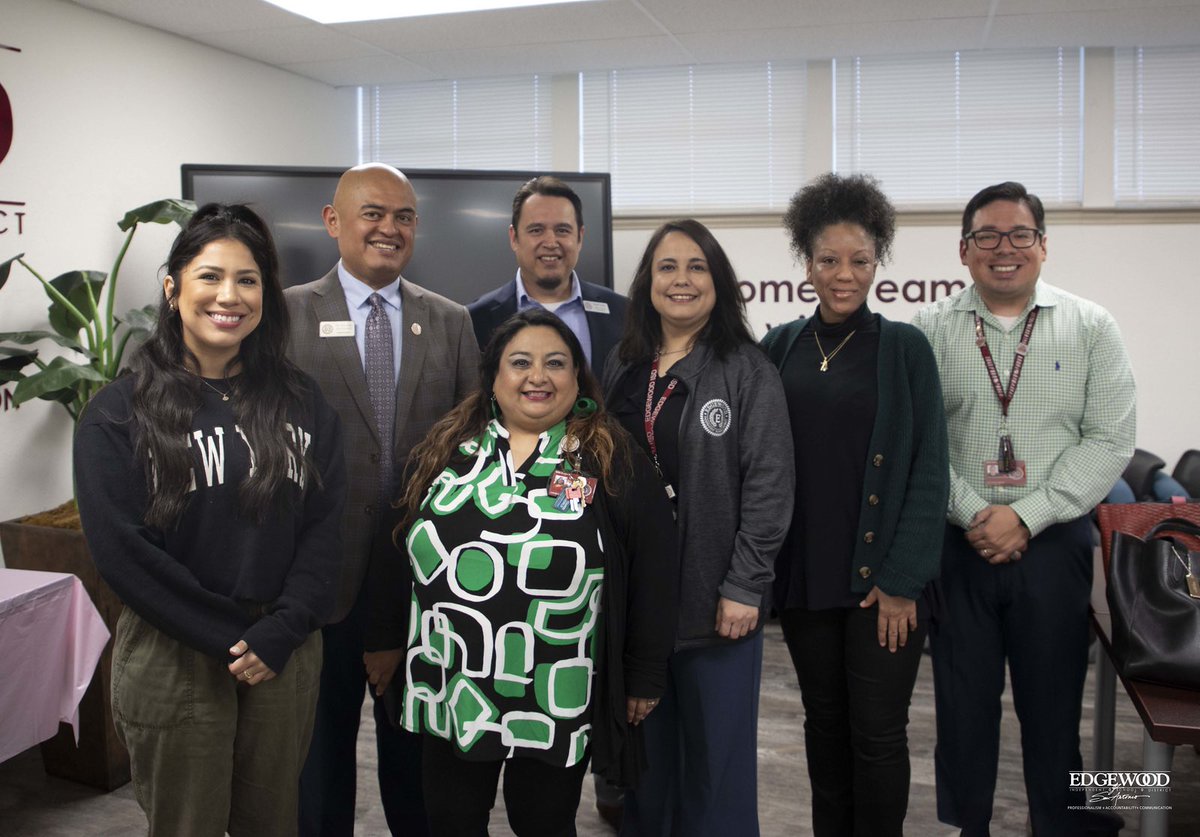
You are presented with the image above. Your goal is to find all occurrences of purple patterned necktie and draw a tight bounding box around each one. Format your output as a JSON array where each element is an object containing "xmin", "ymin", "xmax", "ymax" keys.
[{"xmin": 365, "ymin": 293, "xmax": 394, "ymax": 499}]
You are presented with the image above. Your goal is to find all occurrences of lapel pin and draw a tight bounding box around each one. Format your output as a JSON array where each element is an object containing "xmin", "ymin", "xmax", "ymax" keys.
[{"xmin": 411, "ymin": 323, "xmax": 422, "ymax": 336}]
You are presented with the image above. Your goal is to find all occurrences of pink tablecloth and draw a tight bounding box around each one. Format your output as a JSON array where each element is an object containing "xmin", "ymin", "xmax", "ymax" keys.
[{"xmin": 0, "ymin": 568, "xmax": 110, "ymax": 763}]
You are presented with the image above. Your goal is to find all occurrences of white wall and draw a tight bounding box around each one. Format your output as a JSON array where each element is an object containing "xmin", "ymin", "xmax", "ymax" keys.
[
  {"xmin": 0, "ymin": 0, "xmax": 356, "ymax": 546},
  {"xmin": 613, "ymin": 214, "xmax": 1200, "ymax": 476}
]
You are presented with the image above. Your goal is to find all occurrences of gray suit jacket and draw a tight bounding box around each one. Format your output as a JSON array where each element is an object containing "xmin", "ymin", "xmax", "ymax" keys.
[{"xmin": 285, "ymin": 268, "xmax": 478, "ymax": 622}]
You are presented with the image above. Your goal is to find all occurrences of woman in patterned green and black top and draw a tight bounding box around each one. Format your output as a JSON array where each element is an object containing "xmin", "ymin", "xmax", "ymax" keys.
[{"xmin": 393, "ymin": 309, "xmax": 679, "ymax": 836}]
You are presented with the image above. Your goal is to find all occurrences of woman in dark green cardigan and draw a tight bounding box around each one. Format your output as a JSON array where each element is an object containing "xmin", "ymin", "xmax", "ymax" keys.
[{"xmin": 760, "ymin": 173, "xmax": 949, "ymax": 837}]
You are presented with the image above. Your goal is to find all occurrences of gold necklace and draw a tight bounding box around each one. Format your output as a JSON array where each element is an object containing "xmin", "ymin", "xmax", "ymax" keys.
[
  {"xmin": 657, "ymin": 346, "xmax": 690, "ymax": 356},
  {"xmin": 197, "ymin": 375, "xmax": 233, "ymax": 401},
  {"xmin": 814, "ymin": 329, "xmax": 857, "ymax": 372}
]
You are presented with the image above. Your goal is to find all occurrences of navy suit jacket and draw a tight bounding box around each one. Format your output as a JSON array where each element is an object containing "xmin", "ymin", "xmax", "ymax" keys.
[{"xmin": 467, "ymin": 278, "xmax": 629, "ymax": 373}]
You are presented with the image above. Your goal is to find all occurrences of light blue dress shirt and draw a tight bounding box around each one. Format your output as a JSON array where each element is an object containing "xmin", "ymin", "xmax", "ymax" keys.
[
  {"xmin": 514, "ymin": 270, "xmax": 594, "ymax": 368},
  {"xmin": 337, "ymin": 261, "xmax": 403, "ymax": 383}
]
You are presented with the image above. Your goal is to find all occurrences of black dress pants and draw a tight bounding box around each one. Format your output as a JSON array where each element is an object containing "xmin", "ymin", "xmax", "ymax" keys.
[
  {"xmin": 931, "ymin": 517, "xmax": 1093, "ymax": 836},
  {"xmin": 298, "ymin": 571, "xmax": 427, "ymax": 836},
  {"xmin": 779, "ymin": 604, "xmax": 926, "ymax": 837},
  {"xmin": 421, "ymin": 735, "xmax": 589, "ymax": 837}
]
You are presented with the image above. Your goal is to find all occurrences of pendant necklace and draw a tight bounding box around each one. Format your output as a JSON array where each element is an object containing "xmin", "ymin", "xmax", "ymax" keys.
[
  {"xmin": 814, "ymin": 329, "xmax": 857, "ymax": 372},
  {"xmin": 198, "ymin": 376, "xmax": 233, "ymax": 401}
]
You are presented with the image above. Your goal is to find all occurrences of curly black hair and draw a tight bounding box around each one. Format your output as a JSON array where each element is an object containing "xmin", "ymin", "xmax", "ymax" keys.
[{"xmin": 782, "ymin": 172, "xmax": 896, "ymax": 265}]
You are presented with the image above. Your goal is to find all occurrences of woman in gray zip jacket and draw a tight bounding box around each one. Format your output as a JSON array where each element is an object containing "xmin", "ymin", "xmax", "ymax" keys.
[{"xmin": 602, "ymin": 219, "xmax": 794, "ymax": 837}]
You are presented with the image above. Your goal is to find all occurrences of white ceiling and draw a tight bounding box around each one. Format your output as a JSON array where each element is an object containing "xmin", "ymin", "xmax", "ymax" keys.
[{"xmin": 72, "ymin": 0, "xmax": 1200, "ymax": 87}]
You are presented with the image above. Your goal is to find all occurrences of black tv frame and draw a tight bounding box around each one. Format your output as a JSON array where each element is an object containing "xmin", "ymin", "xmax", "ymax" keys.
[{"xmin": 180, "ymin": 164, "xmax": 614, "ymax": 301}]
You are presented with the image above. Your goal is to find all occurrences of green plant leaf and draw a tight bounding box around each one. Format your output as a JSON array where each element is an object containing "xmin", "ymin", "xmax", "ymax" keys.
[
  {"xmin": 11, "ymin": 356, "xmax": 105, "ymax": 406},
  {"xmin": 118, "ymin": 199, "xmax": 196, "ymax": 232},
  {"xmin": 0, "ymin": 346, "xmax": 36, "ymax": 381},
  {"xmin": 0, "ymin": 253, "xmax": 25, "ymax": 290},
  {"xmin": 0, "ymin": 345, "xmax": 38, "ymax": 358},
  {"xmin": 120, "ymin": 303, "xmax": 159, "ymax": 333},
  {"xmin": 0, "ymin": 329, "xmax": 87, "ymax": 352},
  {"xmin": 48, "ymin": 270, "xmax": 107, "ymax": 338}
]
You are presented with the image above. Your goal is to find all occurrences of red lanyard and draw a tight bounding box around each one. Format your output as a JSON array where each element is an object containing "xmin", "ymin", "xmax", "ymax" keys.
[
  {"xmin": 974, "ymin": 307, "xmax": 1038, "ymax": 418},
  {"xmin": 643, "ymin": 353, "xmax": 678, "ymax": 467}
]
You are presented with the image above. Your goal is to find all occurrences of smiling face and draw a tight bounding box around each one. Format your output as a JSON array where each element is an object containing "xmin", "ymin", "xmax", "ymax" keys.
[
  {"xmin": 510, "ymin": 193, "xmax": 584, "ymax": 304},
  {"xmin": 492, "ymin": 324, "xmax": 579, "ymax": 436},
  {"xmin": 649, "ymin": 231, "xmax": 716, "ymax": 341},
  {"xmin": 163, "ymin": 238, "xmax": 263, "ymax": 377},
  {"xmin": 960, "ymin": 199, "xmax": 1047, "ymax": 315},
  {"xmin": 323, "ymin": 166, "xmax": 418, "ymax": 290},
  {"xmin": 806, "ymin": 222, "xmax": 878, "ymax": 324}
]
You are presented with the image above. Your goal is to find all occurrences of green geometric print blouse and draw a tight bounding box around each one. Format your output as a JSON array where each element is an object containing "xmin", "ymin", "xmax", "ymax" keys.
[{"xmin": 400, "ymin": 419, "xmax": 604, "ymax": 767}]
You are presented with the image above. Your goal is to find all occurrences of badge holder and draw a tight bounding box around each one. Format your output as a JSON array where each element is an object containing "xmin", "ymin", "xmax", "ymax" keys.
[{"xmin": 548, "ymin": 433, "xmax": 597, "ymax": 511}]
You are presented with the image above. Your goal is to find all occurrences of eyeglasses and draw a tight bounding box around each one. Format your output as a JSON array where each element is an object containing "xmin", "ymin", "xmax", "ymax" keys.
[{"xmin": 964, "ymin": 228, "xmax": 1042, "ymax": 250}]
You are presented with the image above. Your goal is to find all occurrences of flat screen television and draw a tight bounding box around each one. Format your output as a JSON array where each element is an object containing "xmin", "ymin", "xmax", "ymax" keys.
[{"xmin": 180, "ymin": 165, "xmax": 613, "ymax": 304}]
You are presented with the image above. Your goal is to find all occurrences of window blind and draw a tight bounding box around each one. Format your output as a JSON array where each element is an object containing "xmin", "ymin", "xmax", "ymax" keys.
[
  {"xmin": 361, "ymin": 75, "xmax": 552, "ymax": 170},
  {"xmin": 833, "ymin": 49, "xmax": 1083, "ymax": 207},
  {"xmin": 580, "ymin": 62, "xmax": 805, "ymax": 214},
  {"xmin": 1114, "ymin": 46, "xmax": 1200, "ymax": 206}
]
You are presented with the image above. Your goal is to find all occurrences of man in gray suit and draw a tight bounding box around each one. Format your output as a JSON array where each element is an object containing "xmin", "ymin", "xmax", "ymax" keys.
[{"xmin": 286, "ymin": 163, "xmax": 477, "ymax": 836}]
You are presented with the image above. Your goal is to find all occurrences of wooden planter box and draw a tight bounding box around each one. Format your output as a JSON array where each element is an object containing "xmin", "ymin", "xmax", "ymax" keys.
[{"xmin": 0, "ymin": 520, "xmax": 130, "ymax": 791}]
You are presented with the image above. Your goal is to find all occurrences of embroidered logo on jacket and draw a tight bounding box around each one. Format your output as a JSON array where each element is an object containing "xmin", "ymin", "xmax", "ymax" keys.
[{"xmin": 699, "ymin": 399, "xmax": 732, "ymax": 436}]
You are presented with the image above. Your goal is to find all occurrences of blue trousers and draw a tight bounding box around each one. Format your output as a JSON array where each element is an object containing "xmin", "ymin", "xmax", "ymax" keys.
[
  {"xmin": 298, "ymin": 581, "xmax": 427, "ymax": 837},
  {"xmin": 931, "ymin": 517, "xmax": 1093, "ymax": 836},
  {"xmin": 621, "ymin": 632, "xmax": 764, "ymax": 837}
]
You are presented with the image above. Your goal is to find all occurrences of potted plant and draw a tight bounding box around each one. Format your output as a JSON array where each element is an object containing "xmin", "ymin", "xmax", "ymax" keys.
[{"xmin": 0, "ymin": 198, "xmax": 195, "ymax": 790}]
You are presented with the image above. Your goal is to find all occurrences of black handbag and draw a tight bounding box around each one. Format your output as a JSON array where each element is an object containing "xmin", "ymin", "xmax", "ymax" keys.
[{"xmin": 1106, "ymin": 516, "xmax": 1200, "ymax": 690}]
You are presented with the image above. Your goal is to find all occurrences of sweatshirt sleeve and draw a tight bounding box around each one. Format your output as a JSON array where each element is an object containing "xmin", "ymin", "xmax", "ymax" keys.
[
  {"xmin": 240, "ymin": 385, "xmax": 347, "ymax": 672},
  {"xmin": 718, "ymin": 358, "xmax": 795, "ymax": 607},
  {"xmin": 73, "ymin": 382, "xmax": 255, "ymax": 661}
]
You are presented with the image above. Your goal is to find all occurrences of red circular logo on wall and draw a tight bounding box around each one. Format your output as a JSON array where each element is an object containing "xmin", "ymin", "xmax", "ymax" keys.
[{"xmin": 0, "ymin": 82, "xmax": 13, "ymax": 166}]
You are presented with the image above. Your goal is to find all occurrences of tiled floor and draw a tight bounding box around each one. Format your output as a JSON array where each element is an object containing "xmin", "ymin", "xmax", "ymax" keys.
[{"xmin": 2, "ymin": 621, "xmax": 1197, "ymax": 836}]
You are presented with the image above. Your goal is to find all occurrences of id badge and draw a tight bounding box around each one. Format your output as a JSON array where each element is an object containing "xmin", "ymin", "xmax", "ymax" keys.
[
  {"xmin": 548, "ymin": 468, "xmax": 597, "ymax": 506},
  {"xmin": 983, "ymin": 460, "xmax": 1027, "ymax": 487}
]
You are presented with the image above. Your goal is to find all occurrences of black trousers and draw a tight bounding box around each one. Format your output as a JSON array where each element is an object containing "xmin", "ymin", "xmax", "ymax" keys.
[
  {"xmin": 780, "ymin": 605, "xmax": 925, "ymax": 837},
  {"xmin": 421, "ymin": 735, "xmax": 589, "ymax": 837},
  {"xmin": 298, "ymin": 578, "xmax": 427, "ymax": 836},
  {"xmin": 931, "ymin": 517, "xmax": 1093, "ymax": 836}
]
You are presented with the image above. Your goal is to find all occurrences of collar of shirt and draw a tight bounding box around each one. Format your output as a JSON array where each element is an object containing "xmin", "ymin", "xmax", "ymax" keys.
[
  {"xmin": 337, "ymin": 261, "xmax": 403, "ymax": 314},
  {"xmin": 950, "ymin": 280, "xmax": 1062, "ymax": 325},
  {"xmin": 336, "ymin": 261, "xmax": 403, "ymax": 381},
  {"xmin": 514, "ymin": 270, "xmax": 584, "ymax": 312}
]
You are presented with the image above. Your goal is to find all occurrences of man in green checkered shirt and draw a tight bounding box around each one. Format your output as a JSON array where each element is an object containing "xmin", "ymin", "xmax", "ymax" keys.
[{"xmin": 912, "ymin": 181, "xmax": 1135, "ymax": 837}]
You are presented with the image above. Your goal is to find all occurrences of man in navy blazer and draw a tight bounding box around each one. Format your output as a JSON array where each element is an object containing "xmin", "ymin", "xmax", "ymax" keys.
[{"xmin": 467, "ymin": 176, "xmax": 627, "ymax": 373}]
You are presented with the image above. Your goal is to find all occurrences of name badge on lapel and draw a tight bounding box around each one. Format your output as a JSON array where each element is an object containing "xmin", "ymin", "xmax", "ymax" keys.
[
  {"xmin": 582, "ymin": 300, "xmax": 610, "ymax": 315},
  {"xmin": 319, "ymin": 321, "xmax": 355, "ymax": 337}
]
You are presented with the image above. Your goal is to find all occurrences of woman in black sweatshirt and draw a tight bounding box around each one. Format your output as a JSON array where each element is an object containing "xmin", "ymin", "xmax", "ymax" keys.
[{"xmin": 74, "ymin": 204, "xmax": 345, "ymax": 837}]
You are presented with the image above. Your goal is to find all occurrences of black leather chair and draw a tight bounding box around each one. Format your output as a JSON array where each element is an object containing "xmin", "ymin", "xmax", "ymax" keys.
[
  {"xmin": 1172, "ymin": 449, "xmax": 1200, "ymax": 498},
  {"xmin": 1121, "ymin": 448, "xmax": 1167, "ymax": 501}
]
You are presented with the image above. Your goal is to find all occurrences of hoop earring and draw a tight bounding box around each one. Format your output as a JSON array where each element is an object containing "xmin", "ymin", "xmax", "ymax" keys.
[{"xmin": 573, "ymin": 397, "xmax": 597, "ymax": 417}]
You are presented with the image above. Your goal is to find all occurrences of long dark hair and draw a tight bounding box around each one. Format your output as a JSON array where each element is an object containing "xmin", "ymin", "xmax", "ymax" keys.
[
  {"xmin": 131, "ymin": 203, "xmax": 314, "ymax": 528},
  {"xmin": 618, "ymin": 219, "xmax": 755, "ymax": 364},
  {"xmin": 399, "ymin": 309, "xmax": 628, "ymax": 525}
]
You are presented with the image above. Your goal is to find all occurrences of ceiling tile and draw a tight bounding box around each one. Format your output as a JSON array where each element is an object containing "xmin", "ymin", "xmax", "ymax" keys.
[
  {"xmin": 72, "ymin": 0, "xmax": 306, "ymax": 35},
  {"xmin": 198, "ymin": 23, "xmax": 386, "ymax": 66},
  {"xmin": 332, "ymin": 1, "xmax": 658, "ymax": 54}
]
